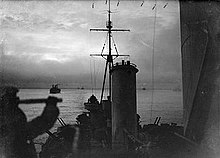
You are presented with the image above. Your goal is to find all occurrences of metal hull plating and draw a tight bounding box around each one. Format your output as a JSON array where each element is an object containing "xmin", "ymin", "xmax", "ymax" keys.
[{"xmin": 180, "ymin": 1, "xmax": 220, "ymax": 150}]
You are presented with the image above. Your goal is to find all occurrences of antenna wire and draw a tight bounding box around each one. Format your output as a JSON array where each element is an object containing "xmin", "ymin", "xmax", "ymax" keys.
[{"xmin": 150, "ymin": 0, "xmax": 157, "ymax": 124}]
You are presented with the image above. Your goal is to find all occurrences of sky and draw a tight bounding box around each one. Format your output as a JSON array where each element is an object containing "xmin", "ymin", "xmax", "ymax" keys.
[{"xmin": 0, "ymin": 0, "xmax": 181, "ymax": 88}]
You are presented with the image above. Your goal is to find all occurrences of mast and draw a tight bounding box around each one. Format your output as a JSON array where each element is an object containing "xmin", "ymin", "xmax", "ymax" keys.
[
  {"xmin": 107, "ymin": 0, "xmax": 112, "ymax": 101},
  {"xmin": 90, "ymin": 0, "xmax": 130, "ymax": 102}
]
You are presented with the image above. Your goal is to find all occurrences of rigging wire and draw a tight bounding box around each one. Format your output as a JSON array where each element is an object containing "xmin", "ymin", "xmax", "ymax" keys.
[
  {"xmin": 100, "ymin": 60, "xmax": 108, "ymax": 102},
  {"xmin": 150, "ymin": 0, "xmax": 157, "ymax": 124},
  {"xmin": 93, "ymin": 57, "xmax": 97, "ymax": 92},
  {"xmin": 90, "ymin": 57, "xmax": 94, "ymax": 94},
  {"xmin": 112, "ymin": 36, "xmax": 119, "ymax": 60},
  {"xmin": 101, "ymin": 35, "xmax": 108, "ymax": 60}
]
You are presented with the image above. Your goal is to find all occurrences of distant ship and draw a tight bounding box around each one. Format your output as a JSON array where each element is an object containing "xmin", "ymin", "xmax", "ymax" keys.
[{"xmin": 49, "ymin": 84, "xmax": 61, "ymax": 94}]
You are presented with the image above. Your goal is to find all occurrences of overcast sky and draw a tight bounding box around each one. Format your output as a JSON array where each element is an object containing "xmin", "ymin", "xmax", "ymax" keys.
[{"xmin": 0, "ymin": 1, "xmax": 181, "ymax": 88}]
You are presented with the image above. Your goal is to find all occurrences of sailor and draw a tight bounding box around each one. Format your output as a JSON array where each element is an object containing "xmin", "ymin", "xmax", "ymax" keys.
[
  {"xmin": 0, "ymin": 86, "xmax": 60, "ymax": 158},
  {"xmin": 88, "ymin": 94, "xmax": 98, "ymax": 104}
]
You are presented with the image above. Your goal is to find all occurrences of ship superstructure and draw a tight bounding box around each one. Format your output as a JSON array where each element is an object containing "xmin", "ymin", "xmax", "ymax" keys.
[{"xmin": 84, "ymin": 0, "xmax": 139, "ymax": 150}]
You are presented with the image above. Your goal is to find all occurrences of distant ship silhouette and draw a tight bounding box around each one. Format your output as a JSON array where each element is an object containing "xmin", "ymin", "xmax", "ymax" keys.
[{"xmin": 49, "ymin": 84, "xmax": 61, "ymax": 94}]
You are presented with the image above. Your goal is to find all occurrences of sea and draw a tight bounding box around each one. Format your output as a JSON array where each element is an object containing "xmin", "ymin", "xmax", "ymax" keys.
[{"xmin": 18, "ymin": 88, "xmax": 182, "ymax": 151}]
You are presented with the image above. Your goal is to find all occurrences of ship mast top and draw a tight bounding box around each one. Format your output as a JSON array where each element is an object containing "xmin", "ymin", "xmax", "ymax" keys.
[{"xmin": 90, "ymin": 0, "xmax": 130, "ymax": 102}]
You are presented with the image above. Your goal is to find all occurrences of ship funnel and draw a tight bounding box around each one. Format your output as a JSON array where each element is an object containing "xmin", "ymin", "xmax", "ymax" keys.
[{"xmin": 111, "ymin": 60, "xmax": 138, "ymax": 149}]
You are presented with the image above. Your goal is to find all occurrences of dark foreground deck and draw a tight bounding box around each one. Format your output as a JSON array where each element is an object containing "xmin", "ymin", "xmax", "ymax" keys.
[{"xmin": 61, "ymin": 133, "xmax": 215, "ymax": 158}]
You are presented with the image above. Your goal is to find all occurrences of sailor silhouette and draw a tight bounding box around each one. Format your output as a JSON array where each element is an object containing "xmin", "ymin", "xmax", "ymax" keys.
[{"xmin": 0, "ymin": 86, "xmax": 60, "ymax": 158}]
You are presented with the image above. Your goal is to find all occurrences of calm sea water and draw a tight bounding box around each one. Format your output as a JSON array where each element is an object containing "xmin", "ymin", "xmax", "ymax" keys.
[{"xmin": 18, "ymin": 88, "xmax": 183, "ymax": 146}]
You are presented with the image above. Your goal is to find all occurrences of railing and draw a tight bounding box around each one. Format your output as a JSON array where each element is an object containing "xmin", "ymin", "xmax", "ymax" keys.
[{"xmin": 113, "ymin": 61, "xmax": 137, "ymax": 68}]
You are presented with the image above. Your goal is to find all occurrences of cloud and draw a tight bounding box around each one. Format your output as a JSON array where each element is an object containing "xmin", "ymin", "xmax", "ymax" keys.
[
  {"xmin": 116, "ymin": 14, "xmax": 181, "ymax": 83},
  {"xmin": 0, "ymin": 1, "xmax": 181, "ymax": 88}
]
